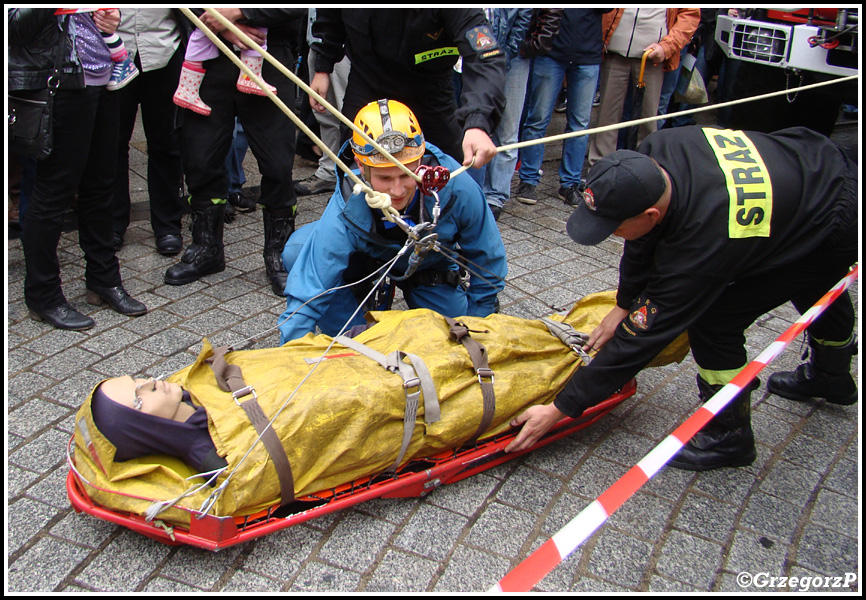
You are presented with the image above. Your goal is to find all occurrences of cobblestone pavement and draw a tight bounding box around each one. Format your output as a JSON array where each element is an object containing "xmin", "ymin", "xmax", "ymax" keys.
[{"xmin": 7, "ymin": 105, "xmax": 859, "ymax": 593}]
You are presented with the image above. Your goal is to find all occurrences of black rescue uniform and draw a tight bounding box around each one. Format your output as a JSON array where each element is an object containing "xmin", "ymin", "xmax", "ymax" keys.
[
  {"xmin": 310, "ymin": 8, "xmax": 506, "ymax": 162},
  {"xmin": 181, "ymin": 8, "xmax": 305, "ymax": 212},
  {"xmin": 556, "ymin": 126, "xmax": 858, "ymax": 418}
]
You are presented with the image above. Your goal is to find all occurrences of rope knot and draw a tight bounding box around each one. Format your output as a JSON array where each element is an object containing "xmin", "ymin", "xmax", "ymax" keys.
[{"xmin": 356, "ymin": 184, "xmax": 400, "ymax": 222}]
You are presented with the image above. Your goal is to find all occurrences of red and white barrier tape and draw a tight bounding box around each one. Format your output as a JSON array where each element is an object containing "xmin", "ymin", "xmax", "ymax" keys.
[
  {"xmin": 492, "ymin": 265, "xmax": 859, "ymax": 592},
  {"xmin": 54, "ymin": 8, "xmax": 114, "ymax": 15}
]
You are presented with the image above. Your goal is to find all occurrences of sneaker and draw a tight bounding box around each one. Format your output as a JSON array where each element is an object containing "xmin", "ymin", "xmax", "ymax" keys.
[
  {"xmin": 554, "ymin": 99, "xmax": 567, "ymax": 113},
  {"xmin": 516, "ymin": 181, "xmax": 537, "ymax": 205},
  {"xmin": 592, "ymin": 91, "xmax": 601, "ymax": 107},
  {"xmin": 107, "ymin": 57, "xmax": 139, "ymax": 91},
  {"xmin": 294, "ymin": 174, "xmax": 334, "ymax": 196},
  {"xmin": 557, "ymin": 185, "xmax": 581, "ymax": 207}
]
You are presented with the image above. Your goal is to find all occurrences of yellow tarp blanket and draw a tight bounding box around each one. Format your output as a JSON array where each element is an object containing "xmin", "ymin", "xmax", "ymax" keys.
[{"xmin": 72, "ymin": 291, "xmax": 689, "ymax": 526}]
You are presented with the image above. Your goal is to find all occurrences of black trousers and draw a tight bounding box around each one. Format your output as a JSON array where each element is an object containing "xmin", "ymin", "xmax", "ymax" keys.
[
  {"xmin": 688, "ymin": 218, "xmax": 858, "ymax": 372},
  {"xmin": 180, "ymin": 44, "xmax": 297, "ymax": 211},
  {"xmin": 22, "ymin": 86, "xmax": 122, "ymax": 311},
  {"xmin": 112, "ymin": 47, "xmax": 186, "ymax": 239}
]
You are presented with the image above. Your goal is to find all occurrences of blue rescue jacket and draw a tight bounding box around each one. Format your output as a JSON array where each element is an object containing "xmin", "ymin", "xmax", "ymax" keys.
[{"xmin": 278, "ymin": 143, "xmax": 507, "ymax": 345}]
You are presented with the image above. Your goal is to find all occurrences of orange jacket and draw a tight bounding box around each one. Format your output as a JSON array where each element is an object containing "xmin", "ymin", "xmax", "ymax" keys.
[{"xmin": 601, "ymin": 8, "xmax": 700, "ymax": 71}]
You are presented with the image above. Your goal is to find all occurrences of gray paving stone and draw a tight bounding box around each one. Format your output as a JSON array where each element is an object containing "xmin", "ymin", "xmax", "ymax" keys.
[
  {"xmin": 221, "ymin": 569, "xmax": 284, "ymax": 592},
  {"xmin": 739, "ymin": 490, "xmax": 801, "ymax": 543},
  {"xmin": 757, "ymin": 460, "xmax": 824, "ymax": 505},
  {"xmin": 50, "ymin": 512, "xmax": 118, "ymax": 549},
  {"xmin": 606, "ymin": 490, "xmax": 674, "ymax": 542},
  {"xmin": 9, "ymin": 428, "xmax": 70, "ymax": 472},
  {"xmin": 289, "ymin": 560, "xmax": 363, "ymax": 592},
  {"xmin": 365, "ymin": 549, "xmax": 440, "ymax": 592},
  {"xmin": 724, "ymin": 530, "xmax": 789, "ymax": 578},
  {"xmin": 74, "ymin": 529, "xmax": 173, "ymax": 591},
  {"xmin": 7, "ymin": 535, "xmax": 91, "ymax": 592},
  {"xmin": 586, "ymin": 528, "xmax": 652, "ymax": 589},
  {"xmin": 655, "ymin": 529, "xmax": 724, "ymax": 589},
  {"xmin": 393, "ymin": 503, "xmax": 468, "ymax": 560},
  {"xmin": 780, "ymin": 433, "xmax": 839, "ymax": 473},
  {"xmin": 822, "ymin": 459, "xmax": 858, "ymax": 498},
  {"xmin": 495, "ymin": 465, "xmax": 563, "ymax": 512},
  {"xmin": 796, "ymin": 522, "xmax": 859, "ymax": 576},
  {"xmin": 432, "ymin": 544, "xmax": 511, "ymax": 592},
  {"xmin": 159, "ymin": 544, "xmax": 245, "ymax": 590},
  {"xmin": 808, "ymin": 487, "xmax": 858, "ymax": 536},
  {"xmin": 22, "ymin": 465, "xmax": 73, "ymax": 510},
  {"xmin": 464, "ymin": 501, "xmax": 537, "ymax": 558},
  {"xmin": 316, "ymin": 510, "xmax": 396, "ymax": 572},
  {"xmin": 8, "ymin": 398, "xmax": 72, "ymax": 438},
  {"xmin": 241, "ymin": 525, "xmax": 323, "ymax": 581}
]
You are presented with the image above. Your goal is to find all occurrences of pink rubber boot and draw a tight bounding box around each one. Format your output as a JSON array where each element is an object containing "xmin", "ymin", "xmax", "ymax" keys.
[
  {"xmin": 173, "ymin": 62, "xmax": 212, "ymax": 116},
  {"xmin": 236, "ymin": 55, "xmax": 277, "ymax": 96}
]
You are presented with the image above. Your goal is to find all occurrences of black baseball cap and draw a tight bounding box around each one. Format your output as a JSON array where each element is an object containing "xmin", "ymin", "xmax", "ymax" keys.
[{"xmin": 566, "ymin": 150, "xmax": 666, "ymax": 245}]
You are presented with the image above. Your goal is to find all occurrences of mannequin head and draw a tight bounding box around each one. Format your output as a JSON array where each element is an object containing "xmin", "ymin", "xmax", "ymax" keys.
[
  {"xmin": 98, "ymin": 375, "xmax": 194, "ymax": 421},
  {"xmin": 90, "ymin": 377, "xmax": 225, "ymax": 474}
]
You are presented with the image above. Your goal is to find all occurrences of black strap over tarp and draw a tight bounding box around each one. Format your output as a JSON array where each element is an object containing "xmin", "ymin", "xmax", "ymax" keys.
[
  {"xmin": 206, "ymin": 345, "xmax": 295, "ymax": 506},
  {"xmin": 445, "ymin": 317, "xmax": 496, "ymax": 444}
]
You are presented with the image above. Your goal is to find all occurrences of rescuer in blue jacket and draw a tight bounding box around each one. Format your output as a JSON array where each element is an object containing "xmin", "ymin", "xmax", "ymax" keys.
[{"xmin": 278, "ymin": 99, "xmax": 507, "ymax": 346}]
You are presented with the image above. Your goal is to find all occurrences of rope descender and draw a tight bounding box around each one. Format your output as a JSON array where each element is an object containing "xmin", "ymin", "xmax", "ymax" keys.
[{"xmin": 415, "ymin": 164, "xmax": 450, "ymax": 197}]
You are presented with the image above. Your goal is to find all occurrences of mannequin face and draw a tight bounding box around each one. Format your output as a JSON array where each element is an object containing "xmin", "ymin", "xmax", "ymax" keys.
[
  {"xmin": 358, "ymin": 158, "xmax": 421, "ymax": 211},
  {"xmin": 100, "ymin": 376, "xmax": 189, "ymax": 422}
]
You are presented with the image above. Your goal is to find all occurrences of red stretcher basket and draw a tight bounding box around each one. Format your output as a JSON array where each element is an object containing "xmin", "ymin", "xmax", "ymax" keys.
[{"xmin": 67, "ymin": 379, "xmax": 636, "ymax": 551}]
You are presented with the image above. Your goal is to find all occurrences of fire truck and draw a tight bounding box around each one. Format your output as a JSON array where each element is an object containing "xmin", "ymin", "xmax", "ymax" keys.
[{"xmin": 714, "ymin": 8, "xmax": 858, "ymax": 134}]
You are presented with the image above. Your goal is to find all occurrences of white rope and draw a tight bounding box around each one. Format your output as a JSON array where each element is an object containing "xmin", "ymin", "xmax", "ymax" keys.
[{"xmin": 449, "ymin": 73, "xmax": 859, "ymax": 178}]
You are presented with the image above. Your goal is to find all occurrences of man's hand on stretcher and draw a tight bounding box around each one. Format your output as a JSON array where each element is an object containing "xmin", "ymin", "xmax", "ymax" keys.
[
  {"xmin": 505, "ymin": 305, "xmax": 629, "ymax": 453},
  {"xmin": 504, "ymin": 403, "xmax": 566, "ymax": 453}
]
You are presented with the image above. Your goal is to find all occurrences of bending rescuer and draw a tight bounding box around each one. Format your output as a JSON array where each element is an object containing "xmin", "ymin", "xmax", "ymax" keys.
[
  {"xmin": 277, "ymin": 99, "xmax": 507, "ymax": 346},
  {"xmin": 507, "ymin": 126, "xmax": 858, "ymax": 471}
]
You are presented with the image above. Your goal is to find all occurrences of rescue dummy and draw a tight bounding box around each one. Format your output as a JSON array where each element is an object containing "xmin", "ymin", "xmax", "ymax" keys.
[{"xmin": 73, "ymin": 293, "xmax": 690, "ymax": 527}]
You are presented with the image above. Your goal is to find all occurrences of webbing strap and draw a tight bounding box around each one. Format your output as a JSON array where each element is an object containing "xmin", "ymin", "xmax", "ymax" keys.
[
  {"xmin": 334, "ymin": 335, "xmax": 440, "ymax": 473},
  {"xmin": 445, "ymin": 317, "xmax": 495, "ymax": 444},
  {"xmin": 207, "ymin": 346, "xmax": 295, "ymax": 506},
  {"xmin": 540, "ymin": 317, "xmax": 593, "ymax": 364}
]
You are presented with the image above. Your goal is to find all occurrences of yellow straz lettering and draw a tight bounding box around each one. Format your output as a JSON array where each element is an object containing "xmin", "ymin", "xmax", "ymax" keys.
[
  {"xmin": 415, "ymin": 47, "xmax": 459, "ymax": 64},
  {"xmin": 702, "ymin": 128, "xmax": 773, "ymax": 238}
]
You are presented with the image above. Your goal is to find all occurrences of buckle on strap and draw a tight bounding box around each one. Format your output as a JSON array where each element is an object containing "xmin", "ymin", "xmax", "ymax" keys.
[
  {"xmin": 232, "ymin": 385, "xmax": 257, "ymax": 405},
  {"xmin": 403, "ymin": 376, "xmax": 421, "ymax": 391},
  {"xmin": 476, "ymin": 367, "xmax": 495, "ymax": 385}
]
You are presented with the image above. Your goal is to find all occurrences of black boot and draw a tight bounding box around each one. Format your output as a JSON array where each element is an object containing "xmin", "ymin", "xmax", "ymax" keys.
[
  {"xmin": 669, "ymin": 374, "xmax": 759, "ymax": 471},
  {"xmin": 767, "ymin": 336, "xmax": 858, "ymax": 405},
  {"xmin": 164, "ymin": 202, "xmax": 226, "ymax": 285},
  {"xmin": 262, "ymin": 206, "xmax": 296, "ymax": 296}
]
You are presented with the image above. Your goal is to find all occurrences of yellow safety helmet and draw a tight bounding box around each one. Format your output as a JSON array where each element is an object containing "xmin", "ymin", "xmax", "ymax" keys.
[{"xmin": 351, "ymin": 99, "xmax": 425, "ymax": 168}]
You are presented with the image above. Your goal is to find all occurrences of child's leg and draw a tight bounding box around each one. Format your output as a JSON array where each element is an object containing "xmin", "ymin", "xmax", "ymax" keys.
[
  {"xmin": 103, "ymin": 31, "xmax": 139, "ymax": 91},
  {"xmin": 101, "ymin": 31, "xmax": 128, "ymax": 62},
  {"xmin": 237, "ymin": 27, "xmax": 276, "ymax": 96}
]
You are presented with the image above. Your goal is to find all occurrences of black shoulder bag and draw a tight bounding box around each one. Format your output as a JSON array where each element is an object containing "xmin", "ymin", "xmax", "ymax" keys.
[{"xmin": 8, "ymin": 19, "xmax": 70, "ymax": 161}]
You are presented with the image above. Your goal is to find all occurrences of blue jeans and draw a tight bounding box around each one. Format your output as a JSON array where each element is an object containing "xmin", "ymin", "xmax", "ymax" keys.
[
  {"xmin": 479, "ymin": 57, "xmax": 530, "ymax": 208},
  {"xmin": 225, "ymin": 118, "xmax": 248, "ymax": 194},
  {"xmin": 518, "ymin": 57, "xmax": 599, "ymax": 188}
]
